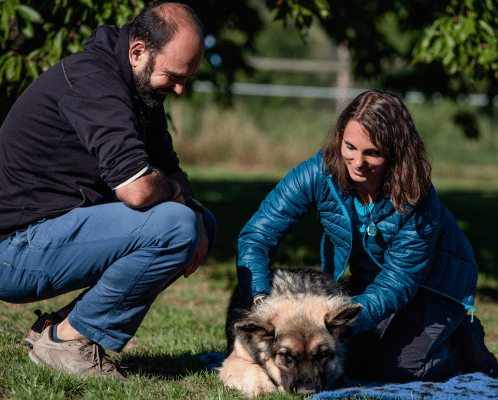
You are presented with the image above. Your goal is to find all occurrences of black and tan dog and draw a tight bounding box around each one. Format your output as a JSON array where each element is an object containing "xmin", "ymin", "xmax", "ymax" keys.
[{"xmin": 218, "ymin": 267, "xmax": 362, "ymax": 397}]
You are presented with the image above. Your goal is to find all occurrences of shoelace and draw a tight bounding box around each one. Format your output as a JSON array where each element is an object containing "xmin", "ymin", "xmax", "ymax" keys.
[{"xmin": 81, "ymin": 343, "xmax": 116, "ymax": 373}]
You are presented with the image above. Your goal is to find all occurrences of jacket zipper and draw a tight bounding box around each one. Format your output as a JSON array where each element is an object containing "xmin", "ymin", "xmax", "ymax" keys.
[{"xmin": 326, "ymin": 175, "xmax": 352, "ymax": 280}]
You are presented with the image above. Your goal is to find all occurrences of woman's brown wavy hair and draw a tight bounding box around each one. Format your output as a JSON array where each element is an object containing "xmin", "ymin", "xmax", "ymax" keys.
[{"xmin": 322, "ymin": 90, "xmax": 431, "ymax": 214}]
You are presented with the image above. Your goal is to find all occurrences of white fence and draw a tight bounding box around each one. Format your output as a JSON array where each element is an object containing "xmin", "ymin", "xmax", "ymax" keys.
[{"xmin": 194, "ymin": 52, "xmax": 496, "ymax": 109}]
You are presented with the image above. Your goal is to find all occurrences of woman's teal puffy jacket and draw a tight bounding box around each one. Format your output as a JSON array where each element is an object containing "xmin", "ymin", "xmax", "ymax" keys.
[{"xmin": 237, "ymin": 151, "xmax": 478, "ymax": 336}]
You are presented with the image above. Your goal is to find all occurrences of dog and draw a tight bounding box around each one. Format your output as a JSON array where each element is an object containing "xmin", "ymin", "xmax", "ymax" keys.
[{"xmin": 218, "ymin": 267, "xmax": 362, "ymax": 397}]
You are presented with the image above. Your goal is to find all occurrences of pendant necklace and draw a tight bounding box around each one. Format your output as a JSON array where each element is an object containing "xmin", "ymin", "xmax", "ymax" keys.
[{"xmin": 357, "ymin": 190, "xmax": 377, "ymax": 237}]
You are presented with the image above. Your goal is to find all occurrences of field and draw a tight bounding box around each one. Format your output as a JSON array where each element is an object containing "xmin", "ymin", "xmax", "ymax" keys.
[
  {"xmin": 1, "ymin": 165, "xmax": 497, "ymax": 399},
  {"xmin": 1, "ymin": 96, "xmax": 498, "ymax": 399}
]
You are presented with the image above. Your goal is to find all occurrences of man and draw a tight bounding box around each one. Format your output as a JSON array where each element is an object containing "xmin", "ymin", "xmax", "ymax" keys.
[{"xmin": 0, "ymin": 2, "xmax": 215, "ymax": 379}]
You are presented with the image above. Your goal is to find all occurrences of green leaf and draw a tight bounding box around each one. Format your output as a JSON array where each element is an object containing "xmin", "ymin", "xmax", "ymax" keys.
[
  {"xmin": 79, "ymin": 0, "xmax": 93, "ymax": 8},
  {"xmin": 21, "ymin": 20, "xmax": 35, "ymax": 39},
  {"xmin": 0, "ymin": 51, "xmax": 15, "ymax": 78},
  {"xmin": 463, "ymin": 0, "xmax": 475, "ymax": 11},
  {"xmin": 15, "ymin": 4, "xmax": 44, "ymax": 24},
  {"xmin": 4, "ymin": 55, "xmax": 18, "ymax": 81},
  {"xmin": 67, "ymin": 43, "xmax": 82, "ymax": 54},
  {"xmin": 448, "ymin": 60, "xmax": 459, "ymax": 75},
  {"xmin": 79, "ymin": 24, "xmax": 92, "ymax": 38},
  {"xmin": 1, "ymin": 0, "xmax": 17, "ymax": 45},
  {"xmin": 313, "ymin": 0, "xmax": 330, "ymax": 11},
  {"xmin": 64, "ymin": 8, "xmax": 74, "ymax": 25},
  {"xmin": 478, "ymin": 20, "xmax": 497, "ymax": 41},
  {"xmin": 477, "ymin": 47, "xmax": 498, "ymax": 65},
  {"xmin": 460, "ymin": 16, "xmax": 477, "ymax": 38},
  {"xmin": 442, "ymin": 46, "xmax": 455, "ymax": 66},
  {"xmin": 47, "ymin": 28, "xmax": 66, "ymax": 61},
  {"xmin": 25, "ymin": 59, "xmax": 39, "ymax": 80},
  {"xmin": 431, "ymin": 36, "xmax": 445, "ymax": 58},
  {"xmin": 458, "ymin": 44, "xmax": 469, "ymax": 66}
]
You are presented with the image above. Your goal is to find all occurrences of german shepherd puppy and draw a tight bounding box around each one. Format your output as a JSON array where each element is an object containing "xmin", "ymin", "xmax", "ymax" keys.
[{"xmin": 219, "ymin": 267, "xmax": 362, "ymax": 397}]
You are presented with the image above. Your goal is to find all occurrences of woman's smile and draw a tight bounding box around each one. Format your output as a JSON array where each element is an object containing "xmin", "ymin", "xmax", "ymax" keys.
[{"xmin": 341, "ymin": 120, "xmax": 388, "ymax": 199}]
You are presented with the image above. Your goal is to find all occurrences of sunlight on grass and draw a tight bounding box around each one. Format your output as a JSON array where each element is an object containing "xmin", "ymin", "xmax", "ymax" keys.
[{"xmin": 0, "ymin": 171, "xmax": 497, "ymax": 399}]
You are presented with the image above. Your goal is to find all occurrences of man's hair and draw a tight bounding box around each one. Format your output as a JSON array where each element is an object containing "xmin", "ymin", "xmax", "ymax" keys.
[
  {"xmin": 322, "ymin": 90, "xmax": 431, "ymax": 214},
  {"xmin": 129, "ymin": 2, "xmax": 203, "ymax": 56}
]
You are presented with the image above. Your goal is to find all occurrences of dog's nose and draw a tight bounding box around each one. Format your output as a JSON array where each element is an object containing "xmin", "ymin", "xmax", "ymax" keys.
[
  {"xmin": 295, "ymin": 379, "xmax": 319, "ymax": 395},
  {"xmin": 296, "ymin": 387, "xmax": 317, "ymax": 395}
]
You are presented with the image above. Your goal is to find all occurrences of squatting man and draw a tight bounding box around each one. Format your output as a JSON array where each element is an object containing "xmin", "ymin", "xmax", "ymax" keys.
[{"xmin": 0, "ymin": 2, "xmax": 215, "ymax": 379}]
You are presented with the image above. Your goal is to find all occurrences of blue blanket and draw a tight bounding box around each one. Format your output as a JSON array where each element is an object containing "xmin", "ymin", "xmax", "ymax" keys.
[
  {"xmin": 200, "ymin": 353, "xmax": 498, "ymax": 400},
  {"xmin": 312, "ymin": 372, "xmax": 498, "ymax": 400}
]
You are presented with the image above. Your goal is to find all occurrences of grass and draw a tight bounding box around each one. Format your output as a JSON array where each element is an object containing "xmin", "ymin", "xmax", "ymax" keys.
[{"xmin": 0, "ymin": 167, "xmax": 497, "ymax": 399}]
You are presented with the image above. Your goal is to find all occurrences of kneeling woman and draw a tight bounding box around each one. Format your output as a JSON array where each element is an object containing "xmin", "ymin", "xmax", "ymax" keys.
[{"xmin": 236, "ymin": 90, "xmax": 497, "ymax": 381}]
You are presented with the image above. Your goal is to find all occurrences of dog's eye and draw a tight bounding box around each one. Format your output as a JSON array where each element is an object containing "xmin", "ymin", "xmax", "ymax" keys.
[
  {"xmin": 278, "ymin": 352, "xmax": 295, "ymax": 366},
  {"xmin": 314, "ymin": 350, "xmax": 334, "ymax": 364}
]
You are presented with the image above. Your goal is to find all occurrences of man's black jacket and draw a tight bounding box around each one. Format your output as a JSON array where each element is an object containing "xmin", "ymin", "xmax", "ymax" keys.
[{"xmin": 0, "ymin": 24, "xmax": 181, "ymax": 242}]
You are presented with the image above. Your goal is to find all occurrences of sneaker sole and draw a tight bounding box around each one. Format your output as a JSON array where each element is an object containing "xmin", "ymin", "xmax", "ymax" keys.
[{"xmin": 28, "ymin": 350, "xmax": 43, "ymax": 365}]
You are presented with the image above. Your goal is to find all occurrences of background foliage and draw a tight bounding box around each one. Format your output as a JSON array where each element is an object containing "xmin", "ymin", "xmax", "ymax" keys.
[
  {"xmin": 0, "ymin": 0, "xmax": 265, "ymax": 121},
  {"xmin": 414, "ymin": 0, "xmax": 498, "ymax": 82},
  {"xmin": 0, "ymin": 0, "xmax": 143, "ymax": 119},
  {"xmin": 1, "ymin": 0, "xmax": 498, "ymax": 123}
]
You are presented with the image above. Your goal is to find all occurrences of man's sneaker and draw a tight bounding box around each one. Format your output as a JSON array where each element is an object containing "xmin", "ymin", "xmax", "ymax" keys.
[
  {"xmin": 24, "ymin": 309, "xmax": 62, "ymax": 349},
  {"xmin": 29, "ymin": 325, "xmax": 126, "ymax": 380},
  {"xmin": 461, "ymin": 315, "xmax": 498, "ymax": 378}
]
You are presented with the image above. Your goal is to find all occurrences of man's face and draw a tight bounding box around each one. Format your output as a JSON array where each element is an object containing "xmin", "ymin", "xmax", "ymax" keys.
[{"xmin": 131, "ymin": 27, "xmax": 204, "ymax": 107}]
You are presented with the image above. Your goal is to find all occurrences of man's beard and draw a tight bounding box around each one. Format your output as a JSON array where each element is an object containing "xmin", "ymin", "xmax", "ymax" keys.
[{"xmin": 133, "ymin": 55, "xmax": 168, "ymax": 108}]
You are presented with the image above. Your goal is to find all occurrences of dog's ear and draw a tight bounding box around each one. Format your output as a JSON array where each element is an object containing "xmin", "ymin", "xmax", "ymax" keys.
[
  {"xmin": 324, "ymin": 303, "xmax": 363, "ymax": 336},
  {"xmin": 234, "ymin": 318, "xmax": 275, "ymax": 339}
]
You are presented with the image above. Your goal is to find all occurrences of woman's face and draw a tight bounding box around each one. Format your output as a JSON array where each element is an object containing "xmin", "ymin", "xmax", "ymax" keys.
[{"xmin": 341, "ymin": 120, "xmax": 388, "ymax": 193}]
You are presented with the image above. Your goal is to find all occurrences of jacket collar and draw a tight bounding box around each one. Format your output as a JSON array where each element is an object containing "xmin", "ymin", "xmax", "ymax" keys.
[
  {"xmin": 326, "ymin": 173, "xmax": 395, "ymax": 220},
  {"xmin": 114, "ymin": 24, "xmax": 135, "ymax": 92}
]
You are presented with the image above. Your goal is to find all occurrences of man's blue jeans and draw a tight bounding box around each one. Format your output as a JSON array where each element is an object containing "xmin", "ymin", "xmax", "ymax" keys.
[{"xmin": 0, "ymin": 201, "xmax": 216, "ymax": 352}]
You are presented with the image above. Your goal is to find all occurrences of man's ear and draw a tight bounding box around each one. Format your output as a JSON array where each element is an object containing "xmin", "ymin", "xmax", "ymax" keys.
[{"xmin": 129, "ymin": 40, "xmax": 148, "ymax": 70}]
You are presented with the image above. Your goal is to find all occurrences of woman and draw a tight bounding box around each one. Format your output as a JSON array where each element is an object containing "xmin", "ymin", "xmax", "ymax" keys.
[{"xmin": 236, "ymin": 90, "xmax": 497, "ymax": 382}]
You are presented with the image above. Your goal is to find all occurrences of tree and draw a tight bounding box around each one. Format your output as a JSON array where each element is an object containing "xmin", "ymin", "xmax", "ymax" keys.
[
  {"xmin": 0, "ymin": 0, "xmax": 264, "ymax": 121},
  {"xmin": 1, "ymin": 0, "xmax": 497, "ymax": 123},
  {"xmin": 413, "ymin": 0, "xmax": 498, "ymax": 82},
  {"xmin": 268, "ymin": 0, "xmax": 497, "ymax": 99}
]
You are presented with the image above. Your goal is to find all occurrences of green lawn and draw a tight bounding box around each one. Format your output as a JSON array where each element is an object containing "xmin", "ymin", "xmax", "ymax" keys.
[{"xmin": 0, "ymin": 167, "xmax": 497, "ymax": 399}]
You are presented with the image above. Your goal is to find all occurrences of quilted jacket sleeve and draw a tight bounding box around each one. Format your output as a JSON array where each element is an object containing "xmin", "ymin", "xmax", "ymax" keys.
[
  {"xmin": 236, "ymin": 153, "xmax": 322, "ymax": 304},
  {"xmin": 350, "ymin": 188, "xmax": 441, "ymax": 336}
]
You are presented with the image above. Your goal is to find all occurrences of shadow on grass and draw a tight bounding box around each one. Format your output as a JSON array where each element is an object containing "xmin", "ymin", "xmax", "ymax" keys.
[
  {"xmin": 192, "ymin": 179, "xmax": 323, "ymax": 268},
  {"xmin": 119, "ymin": 351, "xmax": 213, "ymax": 379},
  {"xmin": 191, "ymin": 179, "xmax": 498, "ymax": 294},
  {"xmin": 477, "ymin": 287, "xmax": 498, "ymax": 302}
]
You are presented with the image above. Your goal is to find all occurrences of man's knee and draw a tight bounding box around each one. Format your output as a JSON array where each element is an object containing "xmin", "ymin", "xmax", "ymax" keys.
[{"xmin": 142, "ymin": 202, "xmax": 199, "ymax": 247}]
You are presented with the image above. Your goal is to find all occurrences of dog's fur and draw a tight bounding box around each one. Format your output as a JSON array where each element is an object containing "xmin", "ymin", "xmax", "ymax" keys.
[{"xmin": 218, "ymin": 267, "xmax": 362, "ymax": 397}]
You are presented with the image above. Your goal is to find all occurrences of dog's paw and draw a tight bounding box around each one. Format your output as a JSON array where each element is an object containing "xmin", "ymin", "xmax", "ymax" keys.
[{"xmin": 219, "ymin": 355, "xmax": 277, "ymax": 397}]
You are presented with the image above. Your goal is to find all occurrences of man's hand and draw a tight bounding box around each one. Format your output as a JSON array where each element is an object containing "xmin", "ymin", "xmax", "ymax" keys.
[
  {"xmin": 169, "ymin": 180, "xmax": 185, "ymax": 205},
  {"xmin": 183, "ymin": 210, "xmax": 208, "ymax": 278},
  {"xmin": 167, "ymin": 171, "xmax": 210, "ymax": 278},
  {"xmin": 116, "ymin": 168, "xmax": 177, "ymax": 208},
  {"xmin": 154, "ymin": 178, "xmax": 207, "ymax": 277}
]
